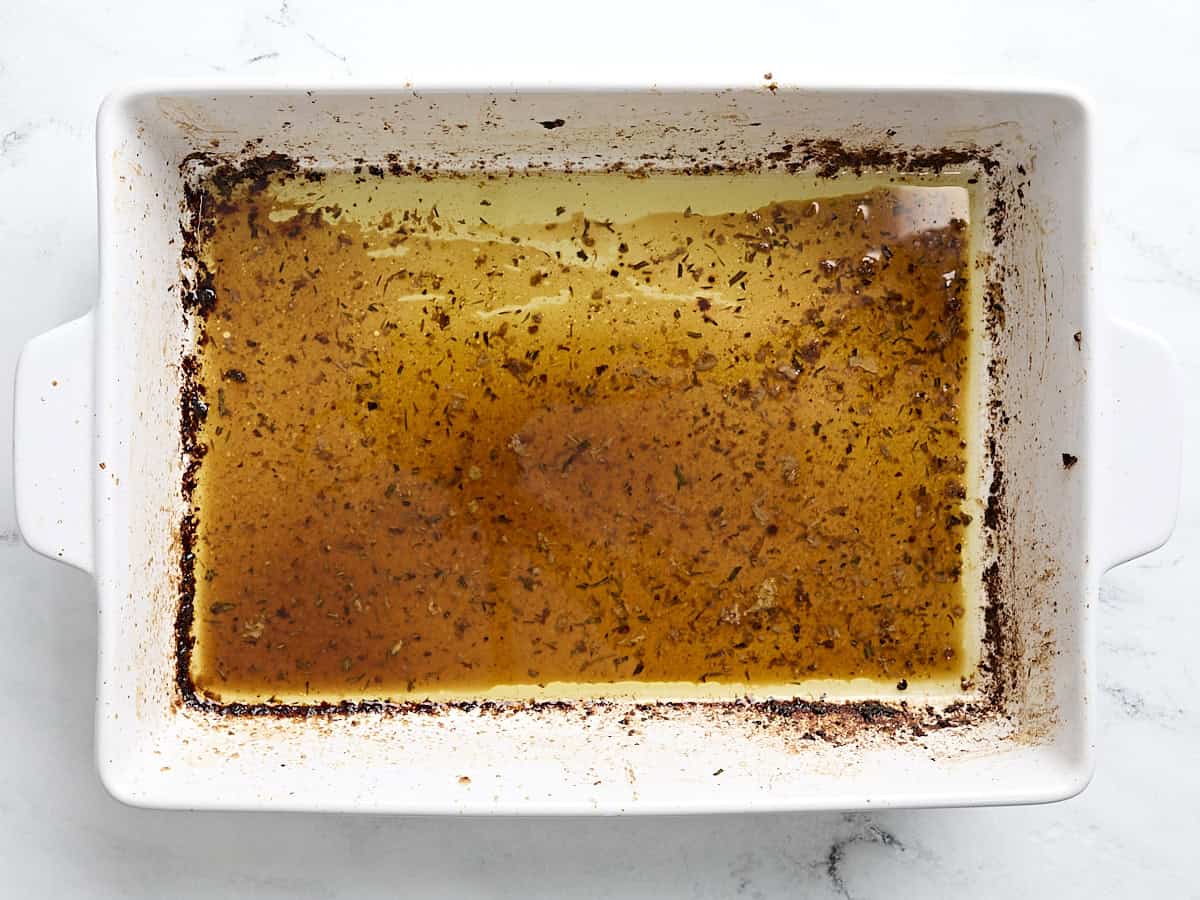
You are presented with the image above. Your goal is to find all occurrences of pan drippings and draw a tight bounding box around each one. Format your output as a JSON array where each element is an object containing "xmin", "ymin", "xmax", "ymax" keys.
[{"xmin": 184, "ymin": 170, "xmax": 975, "ymax": 703}]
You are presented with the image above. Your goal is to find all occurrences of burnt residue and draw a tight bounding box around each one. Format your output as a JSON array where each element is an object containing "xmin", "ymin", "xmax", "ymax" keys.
[
  {"xmin": 179, "ymin": 177, "xmax": 217, "ymax": 317},
  {"xmin": 207, "ymin": 151, "xmax": 295, "ymax": 199},
  {"xmin": 651, "ymin": 136, "xmax": 1003, "ymax": 186},
  {"xmin": 175, "ymin": 353, "xmax": 206, "ymax": 704},
  {"xmin": 979, "ymin": 283, "xmax": 1014, "ymax": 710},
  {"xmin": 974, "ymin": 180, "xmax": 1018, "ymax": 716},
  {"xmin": 181, "ymin": 691, "xmax": 989, "ymax": 743},
  {"xmin": 173, "ymin": 140, "xmax": 1016, "ymax": 734},
  {"xmin": 776, "ymin": 138, "xmax": 999, "ymax": 180},
  {"xmin": 980, "ymin": 560, "xmax": 1006, "ymax": 704},
  {"xmin": 979, "ymin": 429, "xmax": 1011, "ymax": 709},
  {"xmin": 983, "ymin": 463, "xmax": 1004, "ymax": 530},
  {"xmin": 984, "ymin": 279, "xmax": 1006, "ymax": 337},
  {"xmin": 987, "ymin": 196, "xmax": 1009, "ymax": 247},
  {"xmin": 175, "ymin": 163, "xmax": 224, "ymax": 706}
]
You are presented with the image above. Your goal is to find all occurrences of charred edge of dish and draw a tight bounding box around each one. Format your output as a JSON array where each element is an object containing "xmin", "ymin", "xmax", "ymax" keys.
[
  {"xmin": 173, "ymin": 145, "xmax": 1010, "ymax": 727},
  {"xmin": 978, "ymin": 380, "xmax": 1012, "ymax": 711},
  {"xmin": 183, "ymin": 694, "xmax": 988, "ymax": 738},
  {"xmin": 974, "ymin": 163, "xmax": 1030, "ymax": 712},
  {"xmin": 979, "ymin": 403, "xmax": 1015, "ymax": 712},
  {"xmin": 766, "ymin": 138, "xmax": 1001, "ymax": 180},
  {"xmin": 207, "ymin": 151, "xmax": 297, "ymax": 200},
  {"xmin": 175, "ymin": 187, "xmax": 205, "ymax": 704},
  {"xmin": 188, "ymin": 136, "xmax": 1000, "ymax": 184},
  {"xmin": 571, "ymin": 140, "xmax": 1002, "ymax": 181},
  {"xmin": 175, "ymin": 352, "xmax": 204, "ymax": 705}
]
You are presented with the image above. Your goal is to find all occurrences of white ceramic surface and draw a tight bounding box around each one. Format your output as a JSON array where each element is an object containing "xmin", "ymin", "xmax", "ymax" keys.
[
  {"xmin": 2, "ymin": 0, "xmax": 1197, "ymax": 893},
  {"xmin": 17, "ymin": 83, "xmax": 1141, "ymax": 814}
]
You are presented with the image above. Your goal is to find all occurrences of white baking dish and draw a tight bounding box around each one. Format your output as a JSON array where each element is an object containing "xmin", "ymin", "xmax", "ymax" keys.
[{"xmin": 13, "ymin": 86, "xmax": 1181, "ymax": 813}]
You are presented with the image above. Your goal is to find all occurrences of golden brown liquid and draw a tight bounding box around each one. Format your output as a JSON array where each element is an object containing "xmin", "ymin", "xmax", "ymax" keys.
[{"xmin": 187, "ymin": 171, "xmax": 973, "ymax": 704}]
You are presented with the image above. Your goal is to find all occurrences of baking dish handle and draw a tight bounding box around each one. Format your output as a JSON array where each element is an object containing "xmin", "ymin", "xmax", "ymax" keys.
[
  {"xmin": 1099, "ymin": 317, "xmax": 1183, "ymax": 572},
  {"xmin": 13, "ymin": 312, "xmax": 95, "ymax": 573}
]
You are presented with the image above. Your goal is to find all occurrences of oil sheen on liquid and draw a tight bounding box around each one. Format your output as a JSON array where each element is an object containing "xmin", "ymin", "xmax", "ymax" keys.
[{"xmin": 186, "ymin": 169, "xmax": 975, "ymax": 704}]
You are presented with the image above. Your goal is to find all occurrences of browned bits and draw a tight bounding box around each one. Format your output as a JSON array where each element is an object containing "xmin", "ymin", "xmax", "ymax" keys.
[{"xmin": 186, "ymin": 171, "xmax": 973, "ymax": 704}]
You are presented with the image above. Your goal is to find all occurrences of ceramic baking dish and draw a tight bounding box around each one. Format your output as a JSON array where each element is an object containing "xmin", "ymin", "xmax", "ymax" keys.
[{"xmin": 13, "ymin": 86, "xmax": 1181, "ymax": 813}]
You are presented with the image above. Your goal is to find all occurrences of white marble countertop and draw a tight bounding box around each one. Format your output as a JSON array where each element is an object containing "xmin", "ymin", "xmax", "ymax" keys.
[{"xmin": 1, "ymin": 0, "xmax": 1196, "ymax": 895}]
